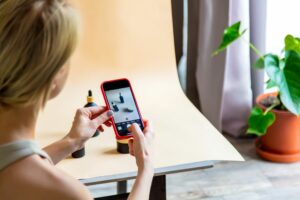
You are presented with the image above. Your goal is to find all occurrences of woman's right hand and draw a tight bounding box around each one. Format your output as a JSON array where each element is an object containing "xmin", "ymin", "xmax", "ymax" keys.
[
  {"xmin": 128, "ymin": 120, "xmax": 154, "ymax": 173},
  {"xmin": 66, "ymin": 107, "xmax": 113, "ymax": 151}
]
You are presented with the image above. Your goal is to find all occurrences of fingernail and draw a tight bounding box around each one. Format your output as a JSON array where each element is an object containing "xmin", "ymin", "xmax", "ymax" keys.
[{"xmin": 107, "ymin": 110, "xmax": 114, "ymax": 117}]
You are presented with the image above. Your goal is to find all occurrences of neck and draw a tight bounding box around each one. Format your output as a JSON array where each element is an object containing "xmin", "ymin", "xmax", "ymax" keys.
[{"xmin": 0, "ymin": 105, "xmax": 39, "ymax": 145}]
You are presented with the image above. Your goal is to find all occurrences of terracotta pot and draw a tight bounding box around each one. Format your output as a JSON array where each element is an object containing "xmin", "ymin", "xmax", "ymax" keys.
[{"xmin": 255, "ymin": 92, "xmax": 300, "ymax": 163}]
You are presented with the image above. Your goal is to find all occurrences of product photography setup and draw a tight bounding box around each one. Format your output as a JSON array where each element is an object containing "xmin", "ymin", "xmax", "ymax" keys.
[
  {"xmin": 36, "ymin": 0, "xmax": 242, "ymax": 199},
  {"xmin": 1, "ymin": 0, "xmax": 300, "ymax": 200}
]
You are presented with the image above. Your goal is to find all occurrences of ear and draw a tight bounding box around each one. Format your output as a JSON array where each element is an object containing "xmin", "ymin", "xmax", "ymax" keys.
[{"xmin": 48, "ymin": 63, "xmax": 70, "ymax": 100}]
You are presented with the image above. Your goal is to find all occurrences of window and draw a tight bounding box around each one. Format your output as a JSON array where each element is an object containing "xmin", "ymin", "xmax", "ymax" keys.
[{"xmin": 266, "ymin": 0, "xmax": 300, "ymax": 54}]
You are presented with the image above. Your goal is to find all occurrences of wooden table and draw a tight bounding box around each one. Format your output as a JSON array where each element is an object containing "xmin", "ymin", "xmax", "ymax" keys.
[{"xmin": 36, "ymin": 0, "xmax": 243, "ymax": 199}]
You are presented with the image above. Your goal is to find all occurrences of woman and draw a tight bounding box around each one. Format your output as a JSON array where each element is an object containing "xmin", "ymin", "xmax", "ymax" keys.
[{"xmin": 0, "ymin": 0, "xmax": 154, "ymax": 199}]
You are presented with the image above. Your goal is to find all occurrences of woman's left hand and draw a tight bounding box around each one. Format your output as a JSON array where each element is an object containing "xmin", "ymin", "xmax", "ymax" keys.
[{"xmin": 66, "ymin": 106, "xmax": 114, "ymax": 150}]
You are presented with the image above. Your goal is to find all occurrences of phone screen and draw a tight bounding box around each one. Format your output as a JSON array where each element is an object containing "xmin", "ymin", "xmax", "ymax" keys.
[{"xmin": 103, "ymin": 80, "xmax": 144, "ymax": 136}]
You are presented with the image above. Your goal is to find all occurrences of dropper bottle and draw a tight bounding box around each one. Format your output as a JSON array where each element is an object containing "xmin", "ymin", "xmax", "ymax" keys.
[
  {"xmin": 71, "ymin": 90, "xmax": 99, "ymax": 158},
  {"xmin": 85, "ymin": 90, "xmax": 100, "ymax": 137}
]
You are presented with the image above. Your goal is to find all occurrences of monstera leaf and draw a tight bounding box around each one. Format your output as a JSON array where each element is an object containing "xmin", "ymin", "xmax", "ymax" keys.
[
  {"xmin": 253, "ymin": 56, "xmax": 266, "ymax": 69},
  {"xmin": 247, "ymin": 107, "xmax": 276, "ymax": 136},
  {"xmin": 212, "ymin": 21, "xmax": 246, "ymax": 56},
  {"xmin": 264, "ymin": 51, "xmax": 300, "ymax": 115},
  {"xmin": 266, "ymin": 79, "xmax": 277, "ymax": 89},
  {"xmin": 285, "ymin": 35, "xmax": 300, "ymax": 53}
]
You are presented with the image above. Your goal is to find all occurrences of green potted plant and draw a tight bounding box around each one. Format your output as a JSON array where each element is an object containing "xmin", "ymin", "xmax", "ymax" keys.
[{"xmin": 213, "ymin": 21, "xmax": 300, "ymax": 163}]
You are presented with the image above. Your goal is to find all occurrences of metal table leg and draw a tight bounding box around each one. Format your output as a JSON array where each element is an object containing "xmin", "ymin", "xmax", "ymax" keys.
[
  {"xmin": 117, "ymin": 180, "xmax": 127, "ymax": 194},
  {"xmin": 95, "ymin": 175, "xmax": 166, "ymax": 200},
  {"xmin": 150, "ymin": 175, "xmax": 166, "ymax": 200}
]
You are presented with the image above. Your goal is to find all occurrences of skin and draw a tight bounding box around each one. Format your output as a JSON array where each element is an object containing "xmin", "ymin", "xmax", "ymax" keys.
[
  {"xmin": 128, "ymin": 121, "xmax": 154, "ymax": 200},
  {"xmin": 0, "ymin": 65, "xmax": 154, "ymax": 200}
]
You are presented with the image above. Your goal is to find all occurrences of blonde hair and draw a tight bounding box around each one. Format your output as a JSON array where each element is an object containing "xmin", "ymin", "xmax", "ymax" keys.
[{"xmin": 0, "ymin": 0, "xmax": 78, "ymax": 108}]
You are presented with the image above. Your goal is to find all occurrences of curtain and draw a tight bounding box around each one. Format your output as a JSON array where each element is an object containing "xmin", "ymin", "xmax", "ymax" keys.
[
  {"xmin": 172, "ymin": 0, "xmax": 266, "ymax": 137},
  {"xmin": 171, "ymin": 0, "xmax": 184, "ymax": 65}
]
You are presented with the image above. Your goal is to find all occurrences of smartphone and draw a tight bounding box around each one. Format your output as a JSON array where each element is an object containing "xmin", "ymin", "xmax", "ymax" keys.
[{"xmin": 101, "ymin": 78, "xmax": 144, "ymax": 139}]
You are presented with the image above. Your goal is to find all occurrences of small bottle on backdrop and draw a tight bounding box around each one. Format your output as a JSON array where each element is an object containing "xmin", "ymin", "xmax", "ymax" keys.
[
  {"xmin": 119, "ymin": 92, "xmax": 124, "ymax": 103},
  {"xmin": 71, "ymin": 90, "xmax": 99, "ymax": 158},
  {"xmin": 85, "ymin": 90, "xmax": 100, "ymax": 138}
]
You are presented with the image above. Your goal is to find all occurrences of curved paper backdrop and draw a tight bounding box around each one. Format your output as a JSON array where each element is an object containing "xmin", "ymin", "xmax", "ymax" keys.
[{"xmin": 36, "ymin": 0, "xmax": 243, "ymax": 179}]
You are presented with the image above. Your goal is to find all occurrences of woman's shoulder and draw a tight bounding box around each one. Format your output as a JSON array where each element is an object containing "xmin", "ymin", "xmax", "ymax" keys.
[{"xmin": 0, "ymin": 154, "xmax": 92, "ymax": 200}]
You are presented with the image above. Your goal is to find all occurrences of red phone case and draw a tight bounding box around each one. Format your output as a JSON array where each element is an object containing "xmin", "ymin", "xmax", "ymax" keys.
[{"xmin": 100, "ymin": 78, "xmax": 144, "ymax": 140}]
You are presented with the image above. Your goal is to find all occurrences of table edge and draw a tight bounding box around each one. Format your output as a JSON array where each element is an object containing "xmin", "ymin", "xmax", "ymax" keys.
[{"xmin": 81, "ymin": 160, "xmax": 215, "ymax": 186}]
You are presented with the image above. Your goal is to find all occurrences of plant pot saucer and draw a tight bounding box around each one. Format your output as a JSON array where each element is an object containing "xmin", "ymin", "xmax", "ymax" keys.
[{"xmin": 256, "ymin": 139, "xmax": 300, "ymax": 163}]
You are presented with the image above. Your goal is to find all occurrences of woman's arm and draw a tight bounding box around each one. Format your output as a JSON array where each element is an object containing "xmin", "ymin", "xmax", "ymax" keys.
[
  {"xmin": 43, "ymin": 106, "xmax": 113, "ymax": 164},
  {"xmin": 127, "ymin": 121, "xmax": 155, "ymax": 200},
  {"xmin": 129, "ymin": 167, "xmax": 154, "ymax": 200},
  {"xmin": 43, "ymin": 136, "xmax": 78, "ymax": 165}
]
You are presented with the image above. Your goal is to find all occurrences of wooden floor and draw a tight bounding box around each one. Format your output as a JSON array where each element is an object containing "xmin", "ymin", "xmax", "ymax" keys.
[{"xmin": 89, "ymin": 137, "xmax": 300, "ymax": 199}]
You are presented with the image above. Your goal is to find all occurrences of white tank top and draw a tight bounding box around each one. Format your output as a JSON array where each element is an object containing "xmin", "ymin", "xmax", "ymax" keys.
[{"xmin": 0, "ymin": 140, "xmax": 52, "ymax": 170}]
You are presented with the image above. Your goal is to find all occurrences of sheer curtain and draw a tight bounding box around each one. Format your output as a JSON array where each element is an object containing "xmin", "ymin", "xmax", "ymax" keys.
[{"xmin": 172, "ymin": 0, "xmax": 266, "ymax": 137}]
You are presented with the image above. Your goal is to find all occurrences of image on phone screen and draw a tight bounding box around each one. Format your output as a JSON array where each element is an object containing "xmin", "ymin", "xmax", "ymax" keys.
[{"xmin": 104, "ymin": 85, "xmax": 143, "ymax": 136}]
